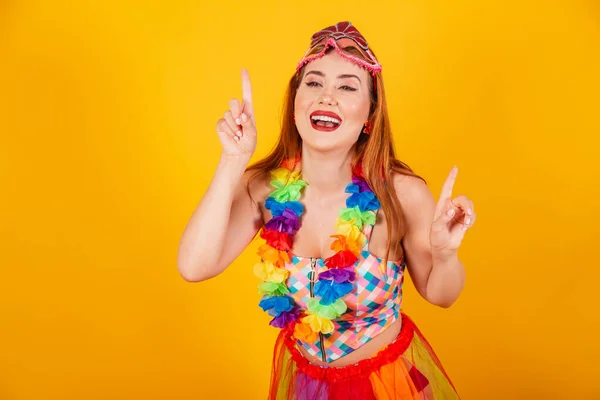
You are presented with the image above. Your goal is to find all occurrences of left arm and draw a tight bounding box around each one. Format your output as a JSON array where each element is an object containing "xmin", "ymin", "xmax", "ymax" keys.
[{"xmin": 394, "ymin": 167, "xmax": 475, "ymax": 308}]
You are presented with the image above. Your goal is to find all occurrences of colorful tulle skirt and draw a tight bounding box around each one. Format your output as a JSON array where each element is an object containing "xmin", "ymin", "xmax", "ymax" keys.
[{"xmin": 268, "ymin": 313, "xmax": 460, "ymax": 399}]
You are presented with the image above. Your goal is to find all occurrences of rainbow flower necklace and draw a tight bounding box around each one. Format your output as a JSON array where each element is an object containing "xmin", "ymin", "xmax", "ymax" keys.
[{"xmin": 255, "ymin": 157, "xmax": 381, "ymax": 342}]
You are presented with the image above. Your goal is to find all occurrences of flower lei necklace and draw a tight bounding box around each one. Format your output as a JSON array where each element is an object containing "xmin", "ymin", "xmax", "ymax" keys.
[{"xmin": 254, "ymin": 157, "xmax": 381, "ymax": 342}]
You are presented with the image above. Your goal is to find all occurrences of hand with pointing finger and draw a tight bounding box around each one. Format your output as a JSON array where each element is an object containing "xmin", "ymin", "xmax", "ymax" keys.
[
  {"xmin": 215, "ymin": 68, "xmax": 257, "ymax": 158},
  {"xmin": 430, "ymin": 166, "xmax": 476, "ymax": 259}
]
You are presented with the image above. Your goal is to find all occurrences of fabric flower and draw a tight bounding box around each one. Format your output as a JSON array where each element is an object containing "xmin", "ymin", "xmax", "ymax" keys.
[
  {"xmin": 352, "ymin": 161, "xmax": 365, "ymax": 179},
  {"xmin": 351, "ymin": 176, "xmax": 371, "ymax": 193},
  {"xmin": 330, "ymin": 234, "xmax": 362, "ymax": 254},
  {"xmin": 270, "ymin": 167, "xmax": 301, "ymax": 185},
  {"xmin": 265, "ymin": 197, "xmax": 304, "ymax": 217},
  {"xmin": 259, "ymin": 295, "xmax": 295, "ymax": 317},
  {"xmin": 269, "ymin": 180, "xmax": 306, "ymax": 203},
  {"xmin": 254, "ymin": 262, "xmax": 289, "ymax": 283},
  {"xmin": 314, "ymin": 279, "xmax": 353, "ymax": 305},
  {"xmin": 339, "ymin": 206, "xmax": 376, "ymax": 230},
  {"xmin": 306, "ymin": 297, "xmax": 347, "ymax": 319},
  {"xmin": 300, "ymin": 313, "xmax": 335, "ymax": 335},
  {"xmin": 294, "ymin": 320, "xmax": 319, "ymax": 342},
  {"xmin": 260, "ymin": 229, "xmax": 292, "ymax": 251},
  {"xmin": 324, "ymin": 249, "xmax": 358, "ymax": 269},
  {"xmin": 345, "ymin": 183, "xmax": 361, "ymax": 195},
  {"xmin": 257, "ymin": 244, "xmax": 291, "ymax": 268},
  {"xmin": 346, "ymin": 190, "xmax": 381, "ymax": 211},
  {"xmin": 269, "ymin": 179, "xmax": 307, "ymax": 203},
  {"xmin": 334, "ymin": 219, "xmax": 365, "ymax": 245},
  {"xmin": 264, "ymin": 208, "xmax": 300, "ymax": 235},
  {"xmin": 270, "ymin": 308, "xmax": 299, "ymax": 328},
  {"xmin": 281, "ymin": 155, "xmax": 301, "ymax": 170},
  {"xmin": 318, "ymin": 267, "xmax": 356, "ymax": 283},
  {"xmin": 258, "ymin": 281, "xmax": 290, "ymax": 296}
]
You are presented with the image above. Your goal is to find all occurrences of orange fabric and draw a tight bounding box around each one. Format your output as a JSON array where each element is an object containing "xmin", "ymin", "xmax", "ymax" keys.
[{"xmin": 267, "ymin": 313, "xmax": 460, "ymax": 399}]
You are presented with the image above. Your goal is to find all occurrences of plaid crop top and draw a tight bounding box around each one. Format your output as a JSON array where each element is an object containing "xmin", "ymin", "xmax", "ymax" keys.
[{"xmin": 284, "ymin": 223, "xmax": 405, "ymax": 363}]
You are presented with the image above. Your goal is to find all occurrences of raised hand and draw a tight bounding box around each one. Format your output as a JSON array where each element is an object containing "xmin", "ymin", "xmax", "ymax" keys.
[
  {"xmin": 215, "ymin": 68, "xmax": 257, "ymax": 158},
  {"xmin": 430, "ymin": 166, "xmax": 476, "ymax": 258}
]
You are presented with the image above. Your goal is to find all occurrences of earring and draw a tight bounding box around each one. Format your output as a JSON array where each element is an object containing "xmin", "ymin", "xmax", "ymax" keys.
[{"xmin": 362, "ymin": 121, "xmax": 372, "ymax": 135}]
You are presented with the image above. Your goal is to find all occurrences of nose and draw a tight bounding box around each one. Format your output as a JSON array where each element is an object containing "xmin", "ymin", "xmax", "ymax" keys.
[{"xmin": 318, "ymin": 90, "xmax": 337, "ymax": 106}]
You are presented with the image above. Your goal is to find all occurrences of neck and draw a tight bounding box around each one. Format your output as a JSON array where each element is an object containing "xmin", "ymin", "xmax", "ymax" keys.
[{"xmin": 300, "ymin": 146, "xmax": 355, "ymax": 194}]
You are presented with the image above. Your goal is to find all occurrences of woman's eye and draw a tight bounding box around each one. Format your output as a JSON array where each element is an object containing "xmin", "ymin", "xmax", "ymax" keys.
[
  {"xmin": 306, "ymin": 81, "xmax": 321, "ymax": 87},
  {"xmin": 340, "ymin": 85, "xmax": 357, "ymax": 91}
]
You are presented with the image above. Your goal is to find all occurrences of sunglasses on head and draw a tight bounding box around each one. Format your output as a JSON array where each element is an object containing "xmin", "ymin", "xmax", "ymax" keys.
[{"xmin": 296, "ymin": 22, "xmax": 382, "ymax": 75}]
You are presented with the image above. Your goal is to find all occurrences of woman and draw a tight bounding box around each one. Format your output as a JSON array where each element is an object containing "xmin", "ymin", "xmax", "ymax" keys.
[{"xmin": 178, "ymin": 21, "xmax": 475, "ymax": 399}]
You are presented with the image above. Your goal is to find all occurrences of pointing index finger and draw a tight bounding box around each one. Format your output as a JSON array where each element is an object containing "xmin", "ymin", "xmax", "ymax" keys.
[
  {"xmin": 241, "ymin": 68, "xmax": 254, "ymax": 117},
  {"xmin": 439, "ymin": 166, "xmax": 458, "ymax": 203}
]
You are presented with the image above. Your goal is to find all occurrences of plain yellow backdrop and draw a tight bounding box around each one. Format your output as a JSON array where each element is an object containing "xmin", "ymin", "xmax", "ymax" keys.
[{"xmin": 1, "ymin": 0, "xmax": 599, "ymax": 399}]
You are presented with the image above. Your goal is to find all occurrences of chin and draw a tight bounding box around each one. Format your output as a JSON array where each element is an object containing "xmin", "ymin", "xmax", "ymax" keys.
[{"xmin": 299, "ymin": 130, "xmax": 359, "ymax": 153}]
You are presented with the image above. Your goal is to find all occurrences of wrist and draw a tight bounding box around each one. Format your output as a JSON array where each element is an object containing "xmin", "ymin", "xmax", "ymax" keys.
[
  {"xmin": 219, "ymin": 151, "xmax": 251, "ymax": 164},
  {"xmin": 431, "ymin": 249, "xmax": 459, "ymax": 266},
  {"xmin": 215, "ymin": 153, "xmax": 250, "ymax": 188},
  {"xmin": 218, "ymin": 153, "xmax": 250, "ymax": 172}
]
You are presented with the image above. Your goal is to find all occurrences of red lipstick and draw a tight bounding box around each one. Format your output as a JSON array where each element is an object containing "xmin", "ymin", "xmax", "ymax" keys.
[{"xmin": 309, "ymin": 110, "xmax": 342, "ymax": 132}]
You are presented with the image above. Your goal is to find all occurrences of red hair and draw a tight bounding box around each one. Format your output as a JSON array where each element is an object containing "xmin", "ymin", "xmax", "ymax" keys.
[{"xmin": 247, "ymin": 45, "xmax": 424, "ymax": 263}]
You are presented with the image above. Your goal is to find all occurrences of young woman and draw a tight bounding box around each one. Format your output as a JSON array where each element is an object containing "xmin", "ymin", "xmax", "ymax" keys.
[{"xmin": 178, "ymin": 21, "xmax": 475, "ymax": 399}]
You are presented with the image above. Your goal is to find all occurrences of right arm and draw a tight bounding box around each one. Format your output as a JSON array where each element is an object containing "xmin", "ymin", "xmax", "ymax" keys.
[
  {"xmin": 177, "ymin": 156, "xmax": 263, "ymax": 282},
  {"xmin": 177, "ymin": 69, "xmax": 263, "ymax": 282}
]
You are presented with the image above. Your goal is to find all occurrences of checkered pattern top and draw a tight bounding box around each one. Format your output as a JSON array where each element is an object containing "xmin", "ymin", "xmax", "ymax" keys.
[{"xmin": 285, "ymin": 222, "xmax": 406, "ymax": 363}]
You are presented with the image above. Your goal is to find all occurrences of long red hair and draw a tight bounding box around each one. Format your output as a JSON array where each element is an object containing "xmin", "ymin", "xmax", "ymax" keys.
[{"xmin": 247, "ymin": 45, "xmax": 425, "ymax": 262}]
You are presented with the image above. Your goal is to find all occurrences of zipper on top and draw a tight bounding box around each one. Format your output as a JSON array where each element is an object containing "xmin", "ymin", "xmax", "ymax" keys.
[{"xmin": 309, "ymin": 257, "xmax": 327, "ymax": 363}]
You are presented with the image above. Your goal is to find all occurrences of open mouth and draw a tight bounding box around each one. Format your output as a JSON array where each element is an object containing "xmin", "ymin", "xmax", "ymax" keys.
[{"xmin": 310, "ymin": 111, "xmax": 342, "ymax": 132}]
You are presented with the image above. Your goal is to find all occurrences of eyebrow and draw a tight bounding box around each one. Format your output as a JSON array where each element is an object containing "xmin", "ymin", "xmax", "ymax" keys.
[{"xmin": 305, "ymin": 70, "xmax": 362, "ymax": 84}]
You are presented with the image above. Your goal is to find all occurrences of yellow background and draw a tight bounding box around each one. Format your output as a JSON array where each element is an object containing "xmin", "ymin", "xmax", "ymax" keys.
[{"xmin": 1, "ymin": 1, "xmax": 599, "ymax": 399}]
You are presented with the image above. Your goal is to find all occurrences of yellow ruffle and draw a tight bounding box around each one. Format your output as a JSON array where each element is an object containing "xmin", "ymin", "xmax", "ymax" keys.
[
  {"xmin": 335, "ymin": 218, "xmax": 366, "ymax": 247},
  {"xmin": 300, "ymin": 313, "xmax": 335, "ymax": 335},
  {"xmin": 270, "ymin": 167, "xmax": 301, "ymax": 185},
  {"xmin": 253, "ymin": 261, "xmax": 289, "ymax": 283}
]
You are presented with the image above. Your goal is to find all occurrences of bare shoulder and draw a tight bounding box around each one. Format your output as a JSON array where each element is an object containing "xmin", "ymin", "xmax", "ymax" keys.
[
  {"xmin": 243, "ymin": 168, "xmax": 271, "ymax": 211},
  {"xmin": 390, "ymin": 170, "xmax": 437, "ymax": 226}
]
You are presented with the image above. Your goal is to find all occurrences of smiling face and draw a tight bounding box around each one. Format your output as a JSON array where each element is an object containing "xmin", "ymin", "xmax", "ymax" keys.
[{"xmin": 294, "ymin": 50, "xmax": 373, "ymax": 152}]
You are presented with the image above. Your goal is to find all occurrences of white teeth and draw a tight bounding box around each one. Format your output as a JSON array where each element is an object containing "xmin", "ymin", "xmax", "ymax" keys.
[{"xmin": 311, "ymin": 115, "xmax": 341, "ymax": 124}]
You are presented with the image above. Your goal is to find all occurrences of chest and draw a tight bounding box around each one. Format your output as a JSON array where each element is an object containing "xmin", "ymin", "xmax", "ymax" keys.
[
  {"xmin": 259, "ymin": 195, "xmax": 404, "ymax": 262},
  {"xmin": 285, "ymin": 256, "xmax": 405, "ymax": 315},
  {"xmin": 260, "ymin": 189, "xmax": 350, "ymax": 259}
]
